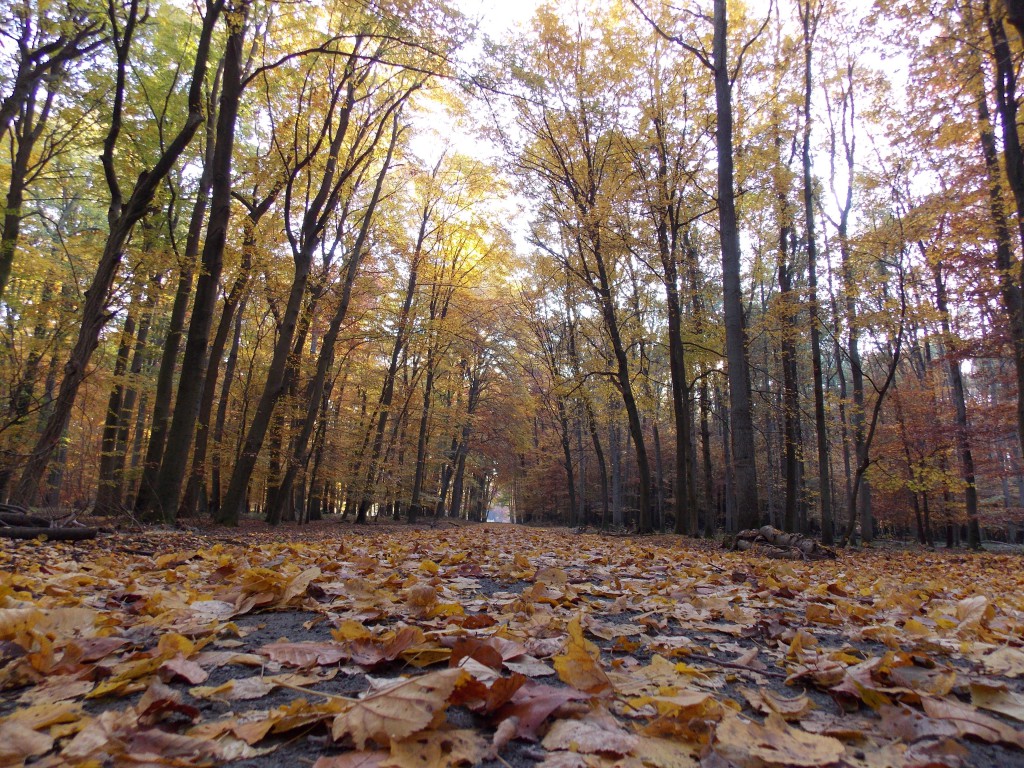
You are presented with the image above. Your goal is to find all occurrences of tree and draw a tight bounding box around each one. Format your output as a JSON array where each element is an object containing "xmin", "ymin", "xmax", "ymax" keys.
[{"xmin": 12, "ymin": 0, "xmax": 225, "ymax": 505}]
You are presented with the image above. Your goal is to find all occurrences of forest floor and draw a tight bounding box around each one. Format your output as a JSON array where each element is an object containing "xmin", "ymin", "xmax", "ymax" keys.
[{"xmin": 1, "ymin": 520, "xmax": 1024, "ymax": 768}]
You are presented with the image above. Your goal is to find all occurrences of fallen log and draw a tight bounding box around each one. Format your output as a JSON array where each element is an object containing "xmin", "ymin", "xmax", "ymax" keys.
[
  {"xmin": 0, "ymin": 526, "xmax": 98, "ymax": 541},
  {"xmin": 0, "ymin": 512, "xmax": 54, "ymax": 528},
  {"xmin": 726, "ymin": 525, "xmax": 836, "ymax": 560}
]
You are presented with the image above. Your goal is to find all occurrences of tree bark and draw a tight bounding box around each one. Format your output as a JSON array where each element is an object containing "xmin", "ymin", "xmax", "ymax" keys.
[
  {"xmin": 932, "ymin": 261, "xmax": 982, "ymax": 548},
  {"xmin": 142, "ymin": 2, "xmax": 249, "ymax": 523},
  {"xmin": 713, "ymin": 0, "xmax": 759, "ymax": 530}
]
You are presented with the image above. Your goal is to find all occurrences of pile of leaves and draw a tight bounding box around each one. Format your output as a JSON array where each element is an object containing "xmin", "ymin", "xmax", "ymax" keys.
[{"xmin": 1, "ymin": 524, "xmax": 1023, "ymax": 767}]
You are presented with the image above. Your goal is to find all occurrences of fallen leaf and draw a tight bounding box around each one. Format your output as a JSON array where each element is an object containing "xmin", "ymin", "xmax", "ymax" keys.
[
  {"xmin": 497, "ymin": 681, "xmax": 592, "ymax": 740},
  {"xmin": 630, "ymin": 735, "xmax": 700, "ymax": 767},
  {"xmin": 160, "ymin": 653, "xmax": 209, "ymax": 684},
  {"xmin": 971, "ymin": 681, "xmax": 1024, "ymax": 722},
  {"xmin": 314, "ymin": 751, "xmax": 389, "ymax": 768},
  {"xmin": 136, "ymin": 678, "xmax": 200, "ymax": 725},
  {"xmin": 0, "ymin": 720, "xmax": 54, "ymax": 763},
  {"xmin": 922, "ymin": 696, "xmax": 1024, "ymax": 748},
  {"xmin": 981, "ymin": 646, "xmax": 1024, "ymax": 678},
  {"xmin": 541, "ymin": 715, "xmax": 638, "ymax": 755},
  {"xmin": 739, "ymin": 687, "xmax": 813, "ymax": 721},
  {"xmin": 553, "ymin": 615, "xmax": 611, "ymax": 694},
  {"xmin": 332, "ymin": 668, "xmax": 467, "ymax": 748},
  {"xmin": 714, "ymin": 712, "xmax": 844, "ymax": 767},
  {"xmin": 261, "ymin": 640, "xmax": 348, "ymax": 668},
  {"xmin": 385, "ymin": 728, "xmax": 487, "ymax": 768},
  {"xmin": 489, "ymin": 716, "xmax": 518, "ymax": 758}
]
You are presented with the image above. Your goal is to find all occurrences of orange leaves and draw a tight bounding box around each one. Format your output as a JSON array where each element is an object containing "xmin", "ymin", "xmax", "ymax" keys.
[{"xmin": 4, "ymin": 526, "xmax": 1024, "ymax": 768}]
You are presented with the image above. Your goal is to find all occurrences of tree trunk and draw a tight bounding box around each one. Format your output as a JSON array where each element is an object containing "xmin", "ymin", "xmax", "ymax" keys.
[
  {"xmin": 713, "ymin": 0, "xmax": 759, "ymax": 530},
  {"xmin": 95, "ymin": 283, "xmax": 141, "ymax": 514},
  {"xmin": 143, "ymin": 3, "xmax": 248, "ymax": 523},
  {"xmin": 932, "ymin": 261, "xmax": 981, "ymax": 548},
  {"xmin": 974, "ymin": 38, "xmax": 1024, "ymax": 465}
]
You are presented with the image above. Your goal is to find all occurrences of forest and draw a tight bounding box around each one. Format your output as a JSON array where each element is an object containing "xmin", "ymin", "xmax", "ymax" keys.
[{"xmin": 1, "ymin": 0, "xmax": 1023, "ymax": 550}]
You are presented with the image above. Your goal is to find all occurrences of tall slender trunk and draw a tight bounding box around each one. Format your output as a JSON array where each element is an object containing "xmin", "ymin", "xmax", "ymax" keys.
[
  {"xmin": 133, "ymin": 70, "xmax": 221, "ymax": 514},
  {"xmin": 985, "ymin": 4, "xmax": 1024, "ymax": 456},
  {"xmin": 143, "ymin": 3, "xmax": 249, "ymax": 522},
  {"xmin": 111, "ymin": 285, "xmax": 156, "ymax": 505},
  {"xmin": 210, "ymin": 302, "xmax": 246, "ymax": 515},
  {"xmin": 181, "ymin": 205, "xmax": 266, "ymax": 517},
  {"xmin": 799, "ymin": 0, "xmax": 833, "ymax": 543},
  {"xmin": 556, "ymin": 396, "xmax": 577, "ymax": 525},
  {"xmin": 932, "ymin": 260, "xmax": 981, "ymax": 548},
  {"xmin": 713, "ymin": 0, "xmax": 759, "ymax": 530},
  {"xmin": 95, "ymin": 282, "xmax": 141, "ymax": 514}
]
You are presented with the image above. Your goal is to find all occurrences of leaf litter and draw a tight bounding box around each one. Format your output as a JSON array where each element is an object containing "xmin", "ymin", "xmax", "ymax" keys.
[{"xmin": 1, "ymin": 523, "xmax": 1023, "ymax": 767}]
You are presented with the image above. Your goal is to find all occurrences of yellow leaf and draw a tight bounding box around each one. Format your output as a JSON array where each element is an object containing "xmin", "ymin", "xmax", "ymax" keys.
[
  {"xmin": 87, "ymin": 656, "xmax": 165, "ymax": 698},
  {"xmin": 333, "ymin": 620, "xmax": 373, "ymax": 642},
  {"xmin": 552, "ymin": 616, "xmax": 611, "ymax": 694}
]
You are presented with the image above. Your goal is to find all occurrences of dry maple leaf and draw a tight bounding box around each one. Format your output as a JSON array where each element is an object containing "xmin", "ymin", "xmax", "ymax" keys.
[
  {"xmin": 541, "ymin": 713, "xmax": 638, "ymax": 756},
  {"xmin": 313, "ymin": 751, "xmax": 390, "ymax": 768},
  {"xmin": 385, "ymin": 727, "xmax": 488, "ymax": 768},
  {"xmin": 260, "ymin": 640, "xmax": 347, "ymax": 668},
  {"xmin": 922, "ymin": 696, "xmax": 1024, "ymax": 748},
  {"xmin": 0, "ymin": 719, "xmax": 54, "ymax": 764},
  {"xmin": 331, "ymin": 668, "xmax": 467, "ymax": 749},
  {"xmin": 496, "ymin": 680, "xmax": 591, "ymax": 740},
  {"xmin": 552, "ymin": 615, "xmax": 611, "ymax": 694},
  {"xmin": 714, "ymin": 712, "xmax": 845, "ymax": 767}
]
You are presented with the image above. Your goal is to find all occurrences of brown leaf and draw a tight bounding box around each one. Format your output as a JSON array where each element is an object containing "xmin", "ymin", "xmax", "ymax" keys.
[
  {"xmin": 314, "ymin": 752, "xmax": 390, "ymax": 768},
  {"xmin": 714, "ymin": 712, "xmax": 844, "ymax": 767},
  {"xmin": 922, "ymin": 696, "xmax": 1024, "ymax": 748},
  {"xmin": 331, "ymin": 668, "xmax": 467, "ymax": 749},
  {"xmin": 497, "ymin": 681, "xmax": 591, "ymax": 740},
  {"xmin": 136, "ymin": 678, "xmax": 200, "ymax": 725},
  {"xmin": 349, "ymin": 626, "xmax": 424, "ymax": 668},
  {"xmin": 981, "ymin": 646, "xmax": 1024, "ymax": 678},
  {"xmin": 159, "ymin": 653, "xmax": 209, "ymax": 684},
  {"xmin": 384, "ymin": 728, "xmax": 487, "ymax": 768},
  {"xmin": 261, "ymin": 640, "xmax": 347, "ymax": 668},
  {"xmin": 489, "ymin": 716, "xmax": 518, "ymax": 758},
  {"xmin": 739, "ymin": 687, "xmax": 813, "ymax": 721},
  {"xmin": 0, "ymin": 720, "xmax": 54, "ymax": 763},
  {"xmin": 541, "ymin": 714, "xmax": 638, "ymax": 756},
  {"xmin": 971, "ymin": 681, "xmax": 1024, "ymax": 723},
  {"xmin": 449, "ymin": 638, "xmax": 504, "ymax": 670},
  {"xmin": 878, "ymin": 704, "xmax": 959, "ymax": 742}
]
